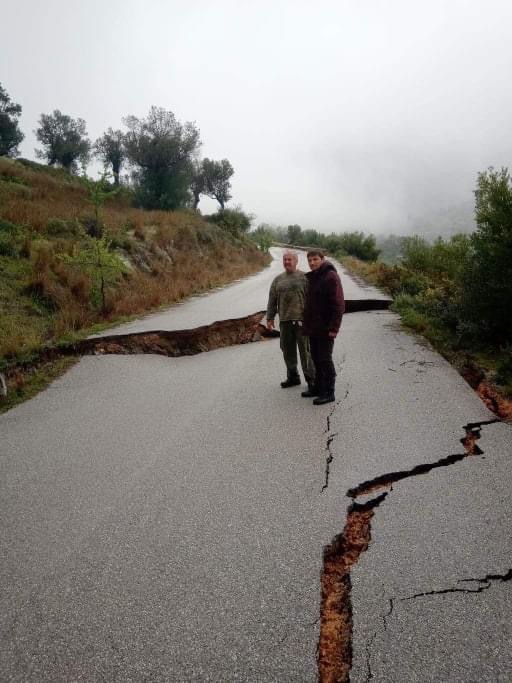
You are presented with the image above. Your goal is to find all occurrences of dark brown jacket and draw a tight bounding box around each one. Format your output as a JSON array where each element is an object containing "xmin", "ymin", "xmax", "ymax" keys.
[{"xmin": 303, "ymin": 261, "xmax": 345, "ymax": 337}]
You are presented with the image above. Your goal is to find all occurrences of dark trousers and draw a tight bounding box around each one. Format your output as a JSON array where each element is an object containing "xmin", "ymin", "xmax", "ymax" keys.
[
  {"xmin": 279, "ymin": 321, "xmax": 316, "ymax": 384},
  {"xmin": 309, "ymin": 336, "xmax": 336, "ymax": 396}
]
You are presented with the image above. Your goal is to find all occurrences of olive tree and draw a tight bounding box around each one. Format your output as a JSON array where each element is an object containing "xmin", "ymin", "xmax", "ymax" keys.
[
  {"xmin": 0, "ymin": 83, "xmax": 24, "ymax": 157},
  {"xmin": 202, "ymin": 158, "xmax": 234, "ymax": 210},
  {"xmin": 94, "ymin": 128, "xmax": 125, "ymax": 185},
  {"xmin": 123, "ymin": 106, "xmax": 201, "ymax": 210},
  {"xmin": 35, "ymin": 109, "xmax": 90, "ymax": 172}
]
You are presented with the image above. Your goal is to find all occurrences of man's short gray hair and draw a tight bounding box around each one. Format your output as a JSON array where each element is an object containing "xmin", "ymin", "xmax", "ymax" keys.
[{"xmin": 283, "ymin": 250, "xmax": 298, "ymax": 260}]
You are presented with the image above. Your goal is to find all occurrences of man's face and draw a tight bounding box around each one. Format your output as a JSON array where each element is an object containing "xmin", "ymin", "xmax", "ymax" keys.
[
  {"xmin": 308, "ymin": 255, "xmax": 324, "ymax": 271},
  {"xmin": 283, "ymin": 254, "xmax": 297, "ymax": 273}
]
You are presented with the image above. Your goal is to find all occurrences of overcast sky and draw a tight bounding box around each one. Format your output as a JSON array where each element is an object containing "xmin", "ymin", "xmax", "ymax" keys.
[{"xmin": 2, "ymin": 0, "xmax": 512, "ymax": 233}]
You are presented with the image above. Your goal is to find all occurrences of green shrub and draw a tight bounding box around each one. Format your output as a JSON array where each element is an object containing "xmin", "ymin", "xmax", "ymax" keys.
[
  {"xmin": 0, "ymin": 233, "xmax": 18, "ymax": 256},
  {"xmin": 496, "ymin": 351, "xmax": 512, "ymax": 387},
  {"xmin": 45, "ymin": 218, "xmax": 84, "ymax": 238},
  {"xmin": 398, "ymin": 270, "xmax": 431, "ymax": 296},
  {"xmin": 0, "ymin": 218, "xmax": 20, "ymax": 235},
  {"xmin": 459, "ymin": 167, "xmax": 512, "ymax": 345},
  {"xmin": 80, "ymin": 215, "xmax": 103, "ymax": 238},
  {"xmin": 207, "ymin": 207, "xmax": 253, "ymax": 236},
  {"xmin": 0, "ymin": 179, "xmax": 31, "ymax": 199},
  {"xmin": 107, "ymin": 233, "xmax": 135, "ymax": 251}
]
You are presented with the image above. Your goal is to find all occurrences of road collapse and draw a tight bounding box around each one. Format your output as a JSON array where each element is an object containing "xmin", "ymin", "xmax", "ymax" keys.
[
  {"xmin": 76, "ymin": 311, "xmax": 271, "ymax": 357},
  {"xmin": 48, "ymin": 301, "xmax": 393, "ymax": 359},
  {"xmin": 0, "ymin": 300, "xmax": 391, "ymax": 398},
  {"xmin": 75, "ymin": 300, "xmax": 390, "ymax": 357}
]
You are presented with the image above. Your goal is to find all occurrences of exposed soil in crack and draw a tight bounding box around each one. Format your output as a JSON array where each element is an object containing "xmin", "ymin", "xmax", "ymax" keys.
[
  {"xmin": 317, "ymin": 418, "xmax": 501, "ymax": 682},
  {"xmin": 0, "ymin": 312, "xmax": 278, "ymax": 409},
  {"xmin": 0, "ymin": 312, "xmax": 270, "ymax": 390},
  {"xmin": 346, "ymin": 419, "xmax": 498, "ymax": 499},
  {"xmin": 318, "ymin": 492, "xmax": 388, "ymax": 683},
  {"xmin": 461, "ymin": 362, "xmax": 512, "ymax": 421},
  {"xmin": 1, "ymin": 299, "xmax": 389, "ymax": 393},
  {"xmin": 77, "ymin": 312, "xmax": 268, "ymax": 357}
]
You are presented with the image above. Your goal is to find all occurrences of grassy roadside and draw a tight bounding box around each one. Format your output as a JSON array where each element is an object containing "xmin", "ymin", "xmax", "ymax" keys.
[
  {"xmin": 1, "ymin": 356, "xmax": 78, "ymax": 414},
  {"xmin": 340, "ymin": 255, "xmax": 512, "ymax": 420},
  {"xmin": 0, "ymin": 157, "xmax": 270, "ymax": 413}
]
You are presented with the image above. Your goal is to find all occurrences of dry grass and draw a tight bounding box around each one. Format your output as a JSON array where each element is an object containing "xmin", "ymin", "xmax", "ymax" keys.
[
  {"xmin": 0, "ymin": 157, "xmax": 217, "ymax": 238},
  {"xmin": 0, "ymin": 157, "xmax": 269, "ymax": 367}
]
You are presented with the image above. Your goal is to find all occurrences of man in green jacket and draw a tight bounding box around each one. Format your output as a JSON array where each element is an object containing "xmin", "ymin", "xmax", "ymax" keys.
[{"xmin": 266, "ymin": 251, "xmax": 316, "ymax": 389}]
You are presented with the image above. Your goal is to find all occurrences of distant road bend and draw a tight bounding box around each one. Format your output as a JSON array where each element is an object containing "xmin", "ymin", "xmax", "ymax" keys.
[{"xmin": 1, "ymin": 248, "xmax": 511, "ymax": 682}]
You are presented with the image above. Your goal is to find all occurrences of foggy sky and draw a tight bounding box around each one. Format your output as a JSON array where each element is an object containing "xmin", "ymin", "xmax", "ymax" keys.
[{"xmin": 2, "ymin": 0, "xmax": 512, "ymax": 234}]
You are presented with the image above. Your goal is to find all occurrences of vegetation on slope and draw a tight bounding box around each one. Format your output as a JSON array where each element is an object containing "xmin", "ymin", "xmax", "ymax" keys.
[
  {"xmin": 339, "ymin": 168, "xmax": 512, "ymax": 409},
  {"xmin": 0, "ymin": 157, "xmax": 268, "ymax": 406}
]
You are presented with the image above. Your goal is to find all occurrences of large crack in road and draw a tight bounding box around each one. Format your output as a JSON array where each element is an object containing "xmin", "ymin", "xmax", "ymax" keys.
[
  {"xmin": 7, "ymin": 295, "xmax": 508, "ymax": 680},
  {"xmin": 317, "ymin": 418, "xmax": 502, "ymax": 683},
  {"xmin": 1, "ymin": 300, "xmax": 391, "ymax": 393}
]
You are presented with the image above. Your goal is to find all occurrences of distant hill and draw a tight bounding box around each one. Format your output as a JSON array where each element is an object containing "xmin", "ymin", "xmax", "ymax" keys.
[{"xmin": 408, "ymin": 200, "xmax": 476, "ymax": 239}]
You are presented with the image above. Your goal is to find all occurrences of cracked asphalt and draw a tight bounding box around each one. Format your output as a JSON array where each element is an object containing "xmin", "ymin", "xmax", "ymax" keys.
[{"xmin": 1, "ymin": 249, "xmax": 511, "ymax": 681}]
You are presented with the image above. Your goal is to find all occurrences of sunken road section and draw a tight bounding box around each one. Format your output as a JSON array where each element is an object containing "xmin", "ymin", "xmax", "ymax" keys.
[
  {"xmin": 1, "ymin": 299, "xmax": 392, "ymax": 392},
  {"xmin": 0, "ymin": 299, "xmax": 393, "ymax": 411},
  {"xmin": 78, "ymin": 311, "xmax": 270, "ymax": 357},
  {"xmin": 76, "ymin": 300, "xmax": 390, "ymax": 357}
]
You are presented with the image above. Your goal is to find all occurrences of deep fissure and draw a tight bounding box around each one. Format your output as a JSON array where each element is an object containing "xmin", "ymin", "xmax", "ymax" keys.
[
  {"xmin": 317, "ymin": 418, "xmax": 500, "ymax": 682},
  {"xmin": 318, "ymin": 492, "xmax": 388, "ymax": 683},
  {"xmin": 346, "ymin": 419, "xmax": 498, "ymax": 500},
  {"xmin": 1, "ymin": 300, "xmax": 389, "ymax": 393}
]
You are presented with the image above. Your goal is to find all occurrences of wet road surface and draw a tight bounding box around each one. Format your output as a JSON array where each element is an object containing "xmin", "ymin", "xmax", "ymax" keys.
[{"xmin": 1, "ymin": 249, "xmax": 511, "ymax": 681}]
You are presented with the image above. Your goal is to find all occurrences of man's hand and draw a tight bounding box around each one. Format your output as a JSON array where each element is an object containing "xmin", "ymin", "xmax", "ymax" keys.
[
  {"xmin": 267, "ymin": 319, "xmax": 274, "ymax": 331},
  {"xmin": 328, "ymin": 330, "xmax": 337, "ymax": 339}
]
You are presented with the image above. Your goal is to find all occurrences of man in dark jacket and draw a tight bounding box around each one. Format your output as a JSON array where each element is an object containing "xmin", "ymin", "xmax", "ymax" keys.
[{"xmin": 302, "ymin": 250, "xmax": 345, "ymax": 405}]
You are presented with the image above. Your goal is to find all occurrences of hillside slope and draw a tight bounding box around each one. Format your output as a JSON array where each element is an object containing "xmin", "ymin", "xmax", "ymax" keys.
[{"xmin": 0, "ymin": 158, "xmax": 268, "ymax": 386}]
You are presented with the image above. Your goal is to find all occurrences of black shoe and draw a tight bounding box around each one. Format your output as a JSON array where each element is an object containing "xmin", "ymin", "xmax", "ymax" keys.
[
  {"xmin": 280, "ymin": 376, "xmax": 301, "ymax": 388},
  {"xmin": 313, "ymin": 394, "xmax": 335, "ymax": 405},
  {"xmin": 301, "ymin": 385, "xmax": 319, "ymax": 397}
]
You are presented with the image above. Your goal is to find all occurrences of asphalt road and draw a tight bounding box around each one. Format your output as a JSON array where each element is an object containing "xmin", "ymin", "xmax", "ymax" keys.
[{"xmin": 1, "ymin": 249, "xmax": 511, "ymax": 681}]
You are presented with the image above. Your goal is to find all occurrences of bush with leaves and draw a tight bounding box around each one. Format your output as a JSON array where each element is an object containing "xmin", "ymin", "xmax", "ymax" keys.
[
  {"xmin": 207, "ymin": 207, "xmax": 252, "ymax": 237},
  {"xmin": 250, "ymin": 225, "xmax": 273, "ymax": 252},
  {"xmin": 459, "ymin": 167, "xmax": 512, "ymax": 345},
  {"xmin": 333, "ymin": 231, "xmax": 380, "ymax": 261},
  {"xmin": 61, "ymin": 237, "xmax": 127, "ymax": 313},
  {"xmin": 82, "ymin": 173, "xmax": 118, "ymax": 237},
  {"xmin": 45, "ymin": 218, "xmax": 84, "ymax": 239}
]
